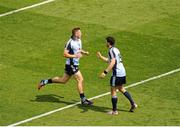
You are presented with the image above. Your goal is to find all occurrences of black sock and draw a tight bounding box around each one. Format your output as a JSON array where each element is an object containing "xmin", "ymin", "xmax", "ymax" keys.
[
  {"xmin": 42, "ymin": 79, "xmax": 52, "ymax": 85},
  {"xmin": 48, "ymin": 79, "xmax": 52, "ymax": 84},
  {"xmin": 123, "ymin": 91, "xmax": 134, "ymax": 105},
  {"xmin": 111, "ymin": 96, "xmax": 118, "ymax": 111},
  {"xmin": 80, "ymin": 93, "xmax": 86, "ymax": 101}
]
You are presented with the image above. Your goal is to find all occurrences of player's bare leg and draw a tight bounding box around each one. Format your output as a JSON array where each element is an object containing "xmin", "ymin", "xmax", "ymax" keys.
[
  {"xmin": 74, "ymin": 71, "xmax": 84, "ymax": 94},
  {"xmin": 107, "ymin": 87, "xmax": 118, "ymax": 115},
  {"xmin": 38, "ymin": 73, "xmax": 71, "ymax": 90},
  {"xmin": 117, "ymin": 85, "xmax": 137, "ymax": 112},
  {"xmin": 51, "ymin": 73, "xmax": 71, "ymax": 84},
  {"xmin": 74, "ymin": 71, "xmax": 93, "ymax": 105}
]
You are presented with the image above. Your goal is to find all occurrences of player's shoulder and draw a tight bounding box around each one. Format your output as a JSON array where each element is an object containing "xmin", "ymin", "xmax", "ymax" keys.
[
  {"xmin": 66, "ymin": 38, "xmax": 73, "ymax": 45},
  {"xmin": 113, "ymin": 46, "xmax": 119, "ymax": 50},
  {"xmin": 67, "ymin": 38, "xmax": 73, "ymax": 43},
  {"xmin": 112, "ymin": 47, "xmax": 120, "ymax": 53},
  {"xmin": 65, "ymin": 38, "xmax": 73, "ymax": 48}
]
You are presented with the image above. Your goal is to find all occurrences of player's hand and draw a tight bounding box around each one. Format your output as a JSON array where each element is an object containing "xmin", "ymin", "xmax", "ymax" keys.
[
  {"xmin": 84, "ymin": 51, "xmax": 89, "ymax": 55},
  {"xmin": 75, "ymin": 53, "xmax": 82, "ymax": 58},
  {"xmin": 100, "ymin": 72, "xmax": 106, "ymax": 78},
  {"xmin": 97, "ymin": 52, "xmax": 102, "ymax": 59},
  {"xmin": 79, "ymin": 50, "xmax": 89, "ymax": 55}
]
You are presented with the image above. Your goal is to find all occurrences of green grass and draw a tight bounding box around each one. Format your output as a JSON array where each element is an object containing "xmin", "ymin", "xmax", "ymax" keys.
[
  {"xmin": 22, "ymin": 72, "xmax": 180, "ymax": 126},
  {"xmin": 0, "ymin": 0, "xmax": 180, "ymax": 126},
  {"xmin": 0, "ymin": 0, "xmax": 43, "ymax": 9}
]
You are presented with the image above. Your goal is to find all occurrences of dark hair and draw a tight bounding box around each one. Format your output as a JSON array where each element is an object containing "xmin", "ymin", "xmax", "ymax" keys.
[
  {"xmin": 106, "ymin": 36, "xmax": 115, "ymax": 46},
  {"xmin": 72, "ymin": 27, "xmax": 80, "ymax": 36}
]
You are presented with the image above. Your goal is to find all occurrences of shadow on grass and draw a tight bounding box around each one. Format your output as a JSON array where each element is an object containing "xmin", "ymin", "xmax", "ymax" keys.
[
  {"xmin": 76, "ymin": 104, "xmax": 129, "ymax": 113},
  {"xmin": 30, "ymin": 94, "xmax": 74, "ymax": 105},
  {"xmin": 30, "ymin": 94, "xmax": 130, "ymax": 113}
]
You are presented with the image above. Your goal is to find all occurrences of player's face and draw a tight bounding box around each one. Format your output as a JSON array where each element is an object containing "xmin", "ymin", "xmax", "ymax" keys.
[
  {"xmin": 106, "ymin": 42, "xmax": 110, "ymax": 48},
  {"xmin": 75, "ymin": 30, "xmax": 82, "ymax": 39}
]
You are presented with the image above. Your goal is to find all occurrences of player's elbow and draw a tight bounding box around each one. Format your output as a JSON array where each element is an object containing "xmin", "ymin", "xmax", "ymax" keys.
[
  {"xmin": 63, "ymin": 52, "xmax": 68, "ymax": 58},
  {"xmin": 63, "ymin": 50, "xmax": 69, "ymax": 58},
  {"xmin": 111, "ymin": 62, "xmax": 115, "ymax": 67}
]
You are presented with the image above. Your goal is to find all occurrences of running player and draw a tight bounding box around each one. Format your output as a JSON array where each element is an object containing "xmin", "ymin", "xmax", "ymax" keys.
[
  {"xmin": 97, "ymin": 36, "xmax": 137, "ymax": 115},
  {"xmin": 38, "ymin": 27, "xmax": 93, "ymax": 105}
]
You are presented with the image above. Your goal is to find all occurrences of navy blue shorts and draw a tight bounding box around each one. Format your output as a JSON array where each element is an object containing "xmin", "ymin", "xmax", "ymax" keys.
[
  {"xmin": 110, "ymin": 76, "xmax": 126, "ymax": 87},
  {"xmin": 65, "ymin": 65, "xmax": 79, "ymax": 76}
]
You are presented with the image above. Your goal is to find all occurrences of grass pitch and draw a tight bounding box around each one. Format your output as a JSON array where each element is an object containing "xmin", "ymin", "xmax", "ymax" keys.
[{"xmin": 0, "ymin": 0, "xmax": 180, "ymax": 126}]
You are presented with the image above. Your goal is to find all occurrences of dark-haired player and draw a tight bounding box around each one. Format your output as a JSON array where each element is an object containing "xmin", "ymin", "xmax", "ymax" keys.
[
  {"xmin": 97, "ymin": 36, "xmax": 137, "ymax": 115},
  {"xmin": 38, "ymin": 27, "xmax": 93, "ymax": 105}
]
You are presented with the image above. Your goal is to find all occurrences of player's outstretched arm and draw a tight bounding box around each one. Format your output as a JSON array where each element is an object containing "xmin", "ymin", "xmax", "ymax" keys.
[
  {"xmin": 63, "ymin": 49, "xmax": 82, "ymax": 58},
  {"xmin": 80, "ymin": 49, "xmax": 89, "ymax": 55},
  {"xmin": 97, "ymin": 52, "xmax": 108, "ymax": 63}
]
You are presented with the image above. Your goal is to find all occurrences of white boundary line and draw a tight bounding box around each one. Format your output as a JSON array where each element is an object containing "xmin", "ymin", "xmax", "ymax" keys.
[
  {"xmin": 0, "ymin": 0, "xmax": 56, "ymax": 18},
  {"xmin": 8, "ymin": 68, "xmax": 180, "ymax": 126}
]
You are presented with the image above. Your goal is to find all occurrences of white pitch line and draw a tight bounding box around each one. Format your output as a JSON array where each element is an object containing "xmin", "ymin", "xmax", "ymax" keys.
[
  {"xmin": 7, "ymin": 67, "xmax": 180, "ymax": 126},
  {"xmin": 0, "ymin": 0, "xmax": 56, "ymax": 18},
  {"xmin": 125, "ymin": 68, "xmax": 180, "ymax": 89}
]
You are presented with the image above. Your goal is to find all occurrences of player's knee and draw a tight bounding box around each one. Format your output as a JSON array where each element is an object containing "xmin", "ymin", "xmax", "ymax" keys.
[
  {"xmin": 118, "ymin": 86, "xmax": 126, "ymax": 93},
  {"xmin": 111, "ymin": 88, "xmax": 116, "ymax": 96},
  {"xmin": 78, "ymin": 78, "xmax": 84, "ymax": 84},
  {"xmin": 111, "ymin": 92, "xmax": 116, "ymax": 97}
]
